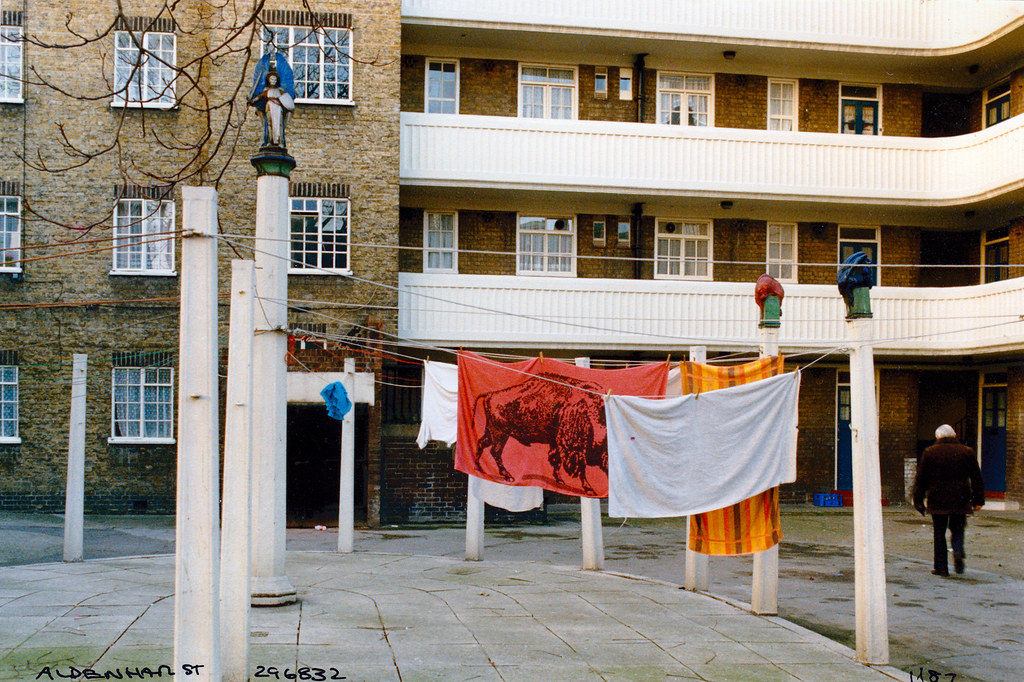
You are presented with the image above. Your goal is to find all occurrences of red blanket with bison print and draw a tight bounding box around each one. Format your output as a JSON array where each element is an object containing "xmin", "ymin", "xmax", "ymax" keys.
[{"xmin": 455, "ymin": 352, "xmax": 668, "ymax": 498}]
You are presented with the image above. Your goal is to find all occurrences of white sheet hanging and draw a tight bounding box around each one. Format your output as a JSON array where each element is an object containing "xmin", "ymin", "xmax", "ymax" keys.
[
  {"xmin": 416, "ymin": 360, "xmax": 543, "ymax": 511},
  {"xmin": 606, "ymin": 371, "xmax": 800, "ymax": 518}
]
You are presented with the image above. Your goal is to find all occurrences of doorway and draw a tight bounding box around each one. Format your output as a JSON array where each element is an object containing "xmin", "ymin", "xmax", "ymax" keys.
[
  {"xmin": 981, "ymin": 377, "xmax": 1007, "ymax": 495},
  {"xmin": 835, "ymin": 374, "xmax": 852, "ymax": 491}
]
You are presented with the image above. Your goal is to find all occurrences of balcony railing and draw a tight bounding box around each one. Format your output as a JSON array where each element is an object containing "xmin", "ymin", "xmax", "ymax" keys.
[
  {"xmin": 400, "ymin": 112, "xmax": 1024, "ymax": 206},
  {"xmin": 402, "ymin": 0, "xmax": 1024, "ymax": 50},
  {"xmin": 398, "ymin": 272, "xmax": 1024, "ymax": 355}
]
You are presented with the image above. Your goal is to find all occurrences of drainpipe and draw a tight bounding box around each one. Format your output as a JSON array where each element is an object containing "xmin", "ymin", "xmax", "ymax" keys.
[
  {"xmin": 634, "ymin": 54, "xmax": 647, "ymax": 122},
  {"xmin": 632, "ymin": 202, "xmax": 644, "ymax": 280}
]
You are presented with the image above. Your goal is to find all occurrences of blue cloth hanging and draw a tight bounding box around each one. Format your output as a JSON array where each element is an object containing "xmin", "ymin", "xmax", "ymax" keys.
[{"xmin": 321, "ymin": 381, "xmax": 352, "ymax": 420}]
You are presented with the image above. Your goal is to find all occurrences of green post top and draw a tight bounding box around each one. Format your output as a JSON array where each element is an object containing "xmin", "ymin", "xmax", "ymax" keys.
[
  {"xmin": 251, "ymin": 150, "xmax": 296, "ymax": 178},
  {"xmin": 759, "ymin": 295, "xmax": 782, "ymax": 329},
  {"xmin": 846, "ymin": 286, "xmax": 873, "ymax": 319}
]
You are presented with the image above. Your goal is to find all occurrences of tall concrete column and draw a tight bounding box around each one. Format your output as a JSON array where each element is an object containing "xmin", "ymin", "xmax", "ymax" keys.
[
  {"xmin": 576, "ymin": 357, "xmax": 604, "ymax": 570},
  {"xmin": 250, "ymin": 150, "xmax": 297, "ymax": 606},
  {"xmin": 338, "ymin": 358, "xmax": 356, "ymax": 553},
  {"xmin": 63, "ymin": 353, "xmax": 87, "ymax": 563},
  {"xmin": 685, "ymin": 346, "xmax": 710, "ymax": 591}
]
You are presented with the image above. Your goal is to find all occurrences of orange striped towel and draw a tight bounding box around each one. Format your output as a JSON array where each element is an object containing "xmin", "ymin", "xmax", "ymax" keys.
[{"xmin": 682, "ymin": 356, "xmax": 785, "ymax": 555}]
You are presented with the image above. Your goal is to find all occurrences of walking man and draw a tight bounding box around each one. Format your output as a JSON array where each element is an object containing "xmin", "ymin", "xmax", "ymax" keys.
[{"xmin": 912, "ymin": 424, "xmax": 985, "ymax": 576}]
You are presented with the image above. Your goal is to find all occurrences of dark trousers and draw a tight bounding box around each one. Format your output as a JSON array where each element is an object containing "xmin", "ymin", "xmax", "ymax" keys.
[{"xmin": 931, "ymin": 513, "xmax": 966, "ymax": 572}]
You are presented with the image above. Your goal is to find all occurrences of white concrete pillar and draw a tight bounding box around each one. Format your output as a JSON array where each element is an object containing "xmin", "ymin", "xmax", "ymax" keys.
[
  {"xmin": 752, "ymin": 327, "xmax": 779, "ymax": 615},
  {"xmin": 174, "ymin": 186, "xmax": 221, "ymax": 680},
  {"xmin": 576, "ymin": 357, "xmax": 604, "ymax": 570},
  {"xmin": 220, "ymin": 260, "xmax": 255, "ymax": 682},
  {"xmin": 338, "ymin": 358, "xmax": 356, "ymax": 553},
  {"xmin": 250, "ymin": 159, "xmax": 297, "ymax": 605},
  {"xmin": 63, "ymin": 353, "xmax": 87, "ymax": 563},
  {"xmin": 848, "ymin": 316, "xmax": 890, "ymax": 664},
  {"xmin": 685, "ymin": 346, "xmax": 710, "ymax": 591},
  {"xmin": 465, "ymin": 480, "xmax": 485, "ymax": 561}
]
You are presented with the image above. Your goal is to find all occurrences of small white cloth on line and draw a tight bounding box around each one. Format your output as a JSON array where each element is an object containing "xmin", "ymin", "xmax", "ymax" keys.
[
  {"xmin": 416, "ymin": 360, "xmax": 458, "ymax": 448},
  {"xmin": 416, "ymin": 361, "xmax": 543, "ymax": 511},
  {"xmin": 606, "ymin": 371, "xmax": 800, "ymax": 518}
]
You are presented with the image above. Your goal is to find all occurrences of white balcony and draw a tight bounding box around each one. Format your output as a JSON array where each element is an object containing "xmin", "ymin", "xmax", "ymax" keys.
[
  {"xmin": 398, "ymin": 272, "xmax": 1024, "ymax": 356},
  {"xmin": 400, "ymin": 112, "xmax": 1024, "ymax": 218}
]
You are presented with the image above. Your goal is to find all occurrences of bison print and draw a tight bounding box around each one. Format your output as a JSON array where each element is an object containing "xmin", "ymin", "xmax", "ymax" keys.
[{"xmin": 474, "ymin": 373, "xmax": 608, "ymax": 495}]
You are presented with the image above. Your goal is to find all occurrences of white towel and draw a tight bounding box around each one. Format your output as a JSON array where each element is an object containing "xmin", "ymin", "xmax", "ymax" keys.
[
  {"xmin": 606, "ymin": 371, "xmax": 800, "ymax": 518},
  {"xmin": 417, "ymin": 361, "xmax": 543, "ymax": 511},
  {"xmin": 416, "ymin": 361, "xmax": 458, "ymax": 448}
]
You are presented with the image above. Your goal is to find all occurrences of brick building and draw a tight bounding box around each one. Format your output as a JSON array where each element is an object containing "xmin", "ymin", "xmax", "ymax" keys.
[{"xmin": 2, "ymin": 1, "xmax": 1024, "ymax": 523}]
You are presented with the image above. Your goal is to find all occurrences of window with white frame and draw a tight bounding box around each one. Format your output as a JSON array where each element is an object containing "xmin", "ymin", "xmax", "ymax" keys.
[
  {"xmin": 657, "ymin": 73, "xmax": 712, "ymax": 126},
  {"xmin": 768, "ymin": 79, "xmax": 797, "ymax": 131},
  {"xmin": 655, "ymin": 220, "xmax": 712, "ymax": 279},
  {"xmin": 767, "ymin": 223, "xmax": 797, "ymax": 282},
  {"xmin": 113, "ymin": 30, "xmax": 176, "ymax": 107},
  {"xmin": 112, "ymin": 198, "xmax": 175, "ymax": 274},
  {"xmin": 838, "ymin": 225, "xmax": 880, "ymax": 285},
  {"xmin": 619, "ymin": 67, "xmax": 633, "ymax": 100},
  {"xmin": 520, "ymin": 65, "xmax": 576, "ymax": 120},
  {"xmin": 1, "ymin": 194, "xmax": 20, "ymax": 271},
  {"xmin": 0, "ymin": 23, "xmax": 23, "ymax": 102},
  {"xmin": 594, "ymin": 67, "xmax": 608, "ymax": 99},
  {"xmin": 592, "ymin": 219, "xmax": 606, "ymax": 246},
  {"xmin": 982, "ymin": 226, "xmax": 1009, "ymax": 283},
  {"xmin": 424, "ymin": 211, "xmax": 457, "ymax": 272},
  {"xmin": 0, "ymin": 353, "xmax": 17, "ymax": 441},
  {"xmin": 264, "ymin": 24, "xmax": 352, "ymax": 103},
  {"xmin": 425, "ymin": 60, "xmax": 457, "ymax": 114},
  {"xmin": 985, "ymin": 81, "xmax": 1011, "ymax": 128},
  {"xmin": 840, "ymin": 84, "xmax": 880, "ymax": 135},
  {"xmin": 111, "ymin": 362, "xmax": 174, "ymax": 442},
  {"xmin": 616, "ymin": 218, "xmax": 631, "ymax": 247},
  {"xmin": 290, "ymin": 197, "xmax": 350, "ymax": 273},
  {"xmin": 517, "ymin": 216, "xmax": 575, "ymax": 275}
]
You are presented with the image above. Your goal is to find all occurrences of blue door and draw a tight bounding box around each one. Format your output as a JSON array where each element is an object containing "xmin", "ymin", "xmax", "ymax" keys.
[
  {"xmin": 981, "ymin": 386, "xmax": 1007, "ymax": 493},
  {"xmin": 840, "ymin": 241, "xmax": 878, "ymax": 286},
  {"xmin": 842, "ymin": 100, "xmax": 878, "ymax": 135},
  {"xmin": 836, "ymin": 384, "xmax": 853, "ymax": 490}
]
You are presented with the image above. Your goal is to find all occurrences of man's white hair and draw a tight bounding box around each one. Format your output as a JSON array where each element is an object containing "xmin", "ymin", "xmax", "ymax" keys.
[{"xmin": 935, "ymin": 424, "xmax": 956, "ymax": 439}]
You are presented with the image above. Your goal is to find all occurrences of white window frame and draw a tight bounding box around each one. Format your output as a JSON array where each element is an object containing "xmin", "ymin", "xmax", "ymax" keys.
[
  {"xmin": 518, "ymin": 64, "xmax": 577, "ymax": 120},
  {"xmin": 0, "ymin": 24, "xmax": 23, "ymax": 103},
  {"xmin": 0, "ymin": 364, "xmax": 17, "ymax": 443},
  {"xmin": 425, "ymin": 59, "xmax": 458, "ymax": 114},
  {"xmin": 767, "ymin": 222, "xmax": 798, "ymax": 283},
  {"xmin": 111, "ymin": 199, "xmax": 176, "ymax": 275},
  {"xmin": 112, "ymin": 30, "xmax": 176, "ymax": 108},
  {"xmin": 423, "ymin": 211, "xmax": 458, "ymax": 273},
  {"xmin": 839, "ymin": 83, "xmax": 881, "ymax": 135},
  {"xmin": 981, "ymin": 226, "xmax": 1009, "ymax": 284},
  {"xmin": 109, "ymin": 366, "xmax": 175, "ymax": 444},
  {"xmin": 768, "ymin": 78, "xmax": 798, "ymax": 131},
  {"xmin": 289, "ymin": 197, "xmax": 352, "ymax": 274},
  {"xmin": 594, "ymin": 67, "xmax": 608, "ymax": 99},
  {"xmin": 264, "ymin": 25, "xmax": 354, "ymax": 105},
  {"xmin": 655, "ymin": 219, "xmax": 712, "ymax": 280},
  {"xmin": 1, "ymin": 195, "xmax": 21, "ymax": 272},
  {"xmin": 984, "ymin": 80, "xmax": 1011, "ymax": 128},
  {"xmin": 657, "ymin": 72, "xmax": 713, "ymax": 127},
  {"xmin": 516, "ymin": 215, "xmax": 577, "ymax": 277},
  {"xmin": 618, "ymin": 67, "xmax": 633, "ymax": 101},
  {"xmin": 838, "ymin": 225, "xmax": 881, "ymax": 286},
  {"xmin": 592, "ymin": 219, "xmax": 606, "ymax": 246},
  {"xmin": 616, "ymin": 218, "xmax": 631, "ymax": 248}
]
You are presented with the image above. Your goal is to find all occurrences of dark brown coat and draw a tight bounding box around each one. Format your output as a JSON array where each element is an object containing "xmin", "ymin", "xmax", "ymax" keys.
[{"xmin": 912, "ymin": 438, "xmax": 985, "ymax": 515}]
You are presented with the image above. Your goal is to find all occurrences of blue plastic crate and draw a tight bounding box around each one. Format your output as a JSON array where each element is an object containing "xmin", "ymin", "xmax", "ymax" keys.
[{"xmin": 813, "ymin": 493, "xmax": 843, "ymax": 507}]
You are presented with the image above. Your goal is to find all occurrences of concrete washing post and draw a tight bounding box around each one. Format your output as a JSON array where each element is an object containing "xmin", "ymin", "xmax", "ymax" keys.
[
  {"xmin": 684, "ymin": 346, "xmax": 710, "ymax": 591},
  {"xmin": 62, "ymin": 353, "xmax": 87, "ymax": 563}
]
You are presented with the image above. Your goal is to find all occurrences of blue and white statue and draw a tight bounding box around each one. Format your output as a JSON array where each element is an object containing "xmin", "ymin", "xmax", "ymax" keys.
[{"xmin": 249, "ymin": 51, "xmax": 296, "ymax": 150}]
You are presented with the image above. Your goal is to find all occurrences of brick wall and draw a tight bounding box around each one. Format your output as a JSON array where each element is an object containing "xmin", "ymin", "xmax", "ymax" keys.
[
  {"xmin": 1006, "ymin": 367, "xmax": 1024, "ymax": 505},
  {"xmin": 1008, "ymin": 217, "xmax": 1024, "ymax": 280},
  {"xmin": 460, "ymin": 58, "xmax": 518, "ymax": 117},
  {"xmin": 882, "ymin": 83, "xmax": 923, "ymax": 136},
  {"xmin": 880, "ymin": 226, "xmax": 921, "ymax": 287},
  {"xmin": 399, "ymin": 206, "xmax": 424, "ymax": 272},
  {"xmin": 577, "ymin": 215, "xmax": 635, "ymax": 279},
  {"xmin": 787, "ymin": 367, "xmax": 838, "ymax": 501},
  {"xmin": 578, "ymin": 66, "xmax": 638, "ymax": 122},
  {"xmin": 380, "ymin": 426, "xmax": 467, "ymax": 523},
  {"xmin": 879, "ymin": 370, "xmax": 920, "ymax": 502},
  {"xmin": 1012, "ymin": 67, "xmax": 1024, "ymax": 118},
  {"xmin": 920, "ymin": 230, "xmax": 980, "ymax": 286},
  {"xmin": 799, "ymin": 79, "xmax": 839, "ymax": 133},
  {"xmin": 713, "ymin": 219, "xmax": 767, "ymax": 282},
  {"xmin": 400, "ymin": 54, "xmax": 425, "ymax": 112},
  {"xmin": 715, "ymin": 74, "xmax": 767, "ymax": 129},
  {"xmin": 797, "ymin": 222, "xmax": 839, "ymax": 284}
]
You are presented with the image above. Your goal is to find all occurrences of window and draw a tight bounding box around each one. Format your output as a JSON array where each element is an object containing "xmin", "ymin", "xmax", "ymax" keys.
[
  {"xmin": 1, "ymin": 194, "xmax": 20, "ymax": 272},
  {"xmin": 593, "ymin": 219, "xmax": 606, "ymax": 246},
  {"xmin": 619, "ymin": 67, "xmax": 633, "ymax": 100},
  {"xmin": 111, "ymin": 364, "xmax": 174, "ymax": 442},
  {"xmin": 616, "ymin": 219, "xmax": 631, "ymax": 248},
  {"xmin": 982, "ymin": 226, "xmax": 1009, "ymax": 283},
  {"xmin": 424, "ymin": 211, "xmax": 457, "ymax": 272},
  {"xmin": 0, "ymin": 23, "xmax": 22, "ymax": 102},
  {"xmin": 0, "ymin": 354, "xmax": 16, "ymax": 441},
  {"xmin": 113, "ymin": 30, "xmax": 176, "ymax": 107},
  {"xmin": 264, "ymin": 25, "xmax": 352, "ymax": 103},
  {"xmin": 517, "ymin": 216, "xmax": 575, "ymax": 276},
  {"xmin": 768, "ymin": 79, "xmax": 797, "ymax": 131},
  {"xmin": 985, "ymin": 81, "xmax": 1011, "ymax": 128},
  {"xmin": 520, "ymin": 65, "xmax": 576, "ymax": 120},
  {"xmin": 425, "ymin": 60, "xmax": 458, "ymax": 114},
  {"xmin": 658, "ymin": 73, "xmax": 713, "ymax": 127},
  {"xmin": 767, "ymin": 223, "xmax": 797, "ymax": 282},
  {"xmin": 112, "ymin": 199, "xmax": 175, "ymax": 274},
  {"xmin": 594, "ymin": 67, "xmax": 608, "ymax": 99},
  {"xmin": 655, "ymin": 220, "xmax": 712, "ymax": 279},
  {"xmin": 839, "ymin": 225, "xmax": 880, "ymax": 285},
  {"xmin": 290, "ymin": 198, "xmax": 350, "ymax": 273},
  {"xmin": 840, "ymin": 84, "xmax": 879, "ymax": 135}
]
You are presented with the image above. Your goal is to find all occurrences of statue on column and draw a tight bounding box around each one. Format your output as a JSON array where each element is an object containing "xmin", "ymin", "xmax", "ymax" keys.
[{"xmin": 249, "ymin": 51, "xmax": 296, "ymax": 151}]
